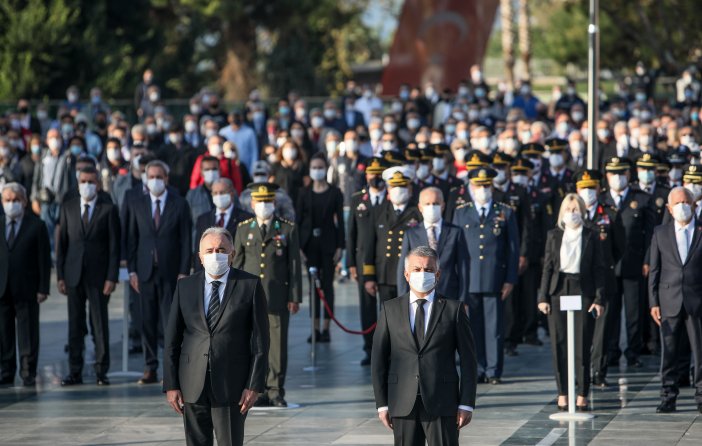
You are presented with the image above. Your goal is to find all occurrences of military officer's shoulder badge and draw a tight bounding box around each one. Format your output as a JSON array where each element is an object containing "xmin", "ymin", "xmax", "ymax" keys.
[
  {"xmin": 456, "ymin": 202, "xmax": 468, "ymax": 210},
  {"xmin": 655, "ymin": 197, "xmax": 665, "ymax": 208},
  {"xmin": 352, "ymin": 189, "xmax": 365, "ymax": 198},
  {"xmin": 356, "ymin": 202, "xmax": 367, "ymax": 212},
  {"xmin": 407, "ymin": 218, "xmax": 419, "ymax": 228},
  {"xmin": 630, "ymin": 200, "xmax": 638, "ymax": 209},
  {"xmin": 239, "ymin": 217, "xmax": 255, "ymax": 227}
]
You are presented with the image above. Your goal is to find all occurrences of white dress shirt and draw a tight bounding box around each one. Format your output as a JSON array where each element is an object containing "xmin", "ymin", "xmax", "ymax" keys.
[
  {"xmin": 80, "ymin": 196, "xmax": 97, "ymax": 222},
  {"xmin": 393, "ymin": 204, "xmax": 406, "ymax": 214},
  {"xmin": 675, "ymin": 218, "xmax": 695, "ymax": 263},
  {"xmin": 609, "ymin": 187, "xmax": 629, "ymax": 209},
  {"xmin": 476, "ymin": 200, "xmax": 492, "ymax": 218},
  {"xmin": 204, "ymin": 269, "xmax": 229, "ymax": 311},
  {"xmin": 369, "ymin": 189, "xmax": 385, "ymax": 206},
  {"xmin": 150, "ymin": 189, "xmax": 168, "ymax": 216},
  {"xmin": 378, "ymin": 290, "xmax": 473, "ymax": 414},
  {"xmin": 559, "ymin": 226, "xmax": 583, "ymax": 274}
]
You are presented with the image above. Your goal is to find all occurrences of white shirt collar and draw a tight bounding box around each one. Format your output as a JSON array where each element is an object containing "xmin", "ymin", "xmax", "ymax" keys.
[
  {"xmin": 675, "ymin": 217, "xmax": 695, "ymax": 232},
  {"xmin": 610, "ymin": 187, "xmax": 629, "ymax": 201},
  {"xmin": 81, "ymin": 195, "xmax": 97, "ymax": 209},
  {"xmin": 217, "ymin": 204, "xmax": 233, "ymax": 219},
  {"xmin": 256, "ymin": 217, "xmax": 273, "ymax": 227},
  {"xmin": 205, "ymin": 269, "xmax": 230, "ymax": 284},
  {"xmin": 150, "ymin": 189, "xmax": 168, "ymax": 203},
  {"xmin": 409, "ymin": 289, "xmax": 436, "ymax": 305},
  {"xmin": 424, "ymin": 219, "xmax": 442, "ymax": 229}
]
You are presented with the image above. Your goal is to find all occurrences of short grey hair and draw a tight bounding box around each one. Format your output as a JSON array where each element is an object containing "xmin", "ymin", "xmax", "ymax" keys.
[
  {"xmin": 199, "ymin": 226, "xmax": 234, "ymax": 250},
  {"xmin": 419, "ymin": 186, "xmax": 444, "ymax": 203},
  {"xmin": 145, "ymin": 159, "xmax": 170, "ymax": 176},
  {"xmin": 1, "ymin": 182, "xmax": 27, "ymax": 201},
  {"xmin": 404, "ymin": 245, "xmax": 439, "ymax": 271},
  {"xmin": 668, "ymin": 186, "xmax": 694, "ymax": 204},
  {"xmin": 212, "ymin": 177, "xmax": 234, "ymax": 192}
]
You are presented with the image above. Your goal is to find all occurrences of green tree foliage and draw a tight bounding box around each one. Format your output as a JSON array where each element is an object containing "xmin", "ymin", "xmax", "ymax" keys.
[{"xmin": 0, "ymin": 0, "xmax": 381, "ymax": 100}]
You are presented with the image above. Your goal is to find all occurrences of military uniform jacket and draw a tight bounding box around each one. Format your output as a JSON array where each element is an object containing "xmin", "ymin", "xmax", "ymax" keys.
[
  {"xmin": 633, "ymin": 182, "xmax": 670, "ymax": 226},
  {"xmin": 452, "ymin": 201, "xmax": 520, "ymax": 296},
  {"xmin": 444, "ymin": 183, "xmax": 470, "ymax": 223},
  {"xmin": 347, "ymin": 189, "xmax": 383, "ymax": 267},
  {"xmin": 232, "ymin": 217, "xmax": 302, "ymax": 313},
  {"xmin": 362, "ymin": 200, "xmax": 422, "ymax": 285},
  {"xmin": 524, "ymin": 185, "xmax": 551, "ymax": 262},
  {"xmin": 494, "ymin": 181, "xmax": 531, "ymax": 258},
  {"xmin": 600, "ymin": 188, "xmax": 655, "ymax": 278},
  {"xmin": 542, "ymin": 169, "xmax": 575, "ymax": 227},
  {"xmin": 584, "ymin": 202, "xmax": 619, "ymax": 293},
  {"xmin": 415, "ymin": 175, "xmax": 450, "ymax": 202}
]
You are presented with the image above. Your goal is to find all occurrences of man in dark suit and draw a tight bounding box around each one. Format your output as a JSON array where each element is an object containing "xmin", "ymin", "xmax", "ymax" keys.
[
  {"xmin": 452, "ymin": 168, "xmax": 519, "ymax": 384},
  {"xmin": 56, "ymin": 166, "xmax": 120, "ymax": 386},
  {"xmin": 372, "ymin": 246, "xmax": 477, "ymax": 446},
  {"xmin": 363, "ymin": 169, "xmax": 423, "ymax": 303},
  {"xmin": 0, "ymin": 183, "xmax": 51, "ymax": 386},
  {"xmin": 601, "ymin": 157, "xmax": 655, "ymax": 368},
  {"xmin": 347, "ymin": 157, "xmax": 389, "ymax": 365},
  {"xmin": 164, "ymin": 227, "xmax": 269, "ymax": 446},
  {"xmin": 397, "ymin": 186, "xmax": 469, "ymax": 300},
  {"xmin": 193, "ymin": 178, "xmax": 253, "ymax": 272},
  {"xmin": 649, "ymin": 186, "xmax": 702, "ymax": 414},
  {"xmin": 127, "ymin": 160, "xmax": 192, "ymax": 384}
]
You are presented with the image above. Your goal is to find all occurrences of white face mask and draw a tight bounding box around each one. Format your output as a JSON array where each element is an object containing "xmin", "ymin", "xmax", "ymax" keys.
[
  {"xmin": 203, "ymin": 169, "xmax": 220, "ymax": 185},
  {"xmin": 607, "ymin": 174, "xmax": 627, "ymax": 192},
  {"xmin": 254, "ymin": 201, "xmax": 275, "ymax": 220},
  {"xmin": 503, "ymin": 138, "xmax": 519, "ymax": 156},
  {"xmin": 456, "ymin": 130, "xmax": 469, "ymax": 141},
  {"xmin": 520, "ymin": 131, "xmax": 532, "ymax": 144},
  {"xmin": 311, "ymin": 116, "xmax": 324, "ymax": 129},
  {"xmin": 432, "ymin": 158, "xmax": 446, "ymax": 172},
  {"xmin": 344, "ymin": 140, "xmax": 357, "ymax": 153},
  {"xmin": 326, "ymin": 141, "xmax": 337, "ymax": 156},
  {"xmin": 370, "ymin": 129, "xmax": 383, "ymax": 141},
  {"xmin": 578, "ymin": 188, "xmax": 598, "ymax": 206},
  {"xmin": 416, "ymin": 164, "xmax": 431, "ymax": 180},
  {"xmin": 382, "ymin": 141, "xmax": 395, "ymax": 152},
  {"xmin": 185, "ymin": 121, "xmax": 197, "ymax": 133},
  {"xmin": 147, "ymin": 178, "xmax": 166, "ymax": 195},
  {"xmin": 282, "ymin": 147, "xmax": 297, "ymax": 161},
  {"xmin": 473, "ymin": 186, "xmax": 492, "ymax": 205},
  {"xmin": 209, "ymin": 144, "xmax": 223, "ymax": 157},
  {"xmin": 421, "ymin": 204, "xmax": 442, "ymax": 224},
  {"xmin": 549, "ymin": 153, "xmax": 565, "ymax": 168},
  {"xmin": 408, "ymin": 271, "xmax": 436, "ymax": 293},
  {"xmin": 672, "ymin": 202, "xmax": 693, "ymax": 223},
  {"xmin": 383, "ymin": 122, "xmax": 397, "ymax": 133},
  {"xmin": 212, "ymin": 193, "xmax": 231, "ymax": 210},
  {"xmin": 454, "ymin": 148, "xmax": 467, "ymax": 163},
  {"xmin": 48, "ymin": 138, "xmax": 61, "ymax": 151},
  {"xmin": 106, "ymin": 148, "xmax": 121, "ymax": 162},
  {"xmin": 78, "ymin": 183, "xmax": 97, "ymax": 200},
  {"xmin": 253, "ymin": 174, "xmax": 268, "ymax": 183},
  {"xmin": 202, "ymin": 252, "xmax": 230, "ymax": 277},
  {"xmin": 493, "ymin": 169, "xmax": 507, "ymax": 185},
  {"xmin": 570, "ymin": 141, "xmax": 585, "ymax": 157},
  {"xmin": 685, "ymin": 183, "xmax": 702, "ymax": 201},
  {"xmin": 512, "ymin": 174, "xmax": 529, "ymax": 187},
  {"xmin": 637, "ymin": 170, "xmax": 655, "ymax": 186},
  {"xmin": 389, "ymin": 187, "xmax": 410, "ymax": 205},
  {"xmin": 563, "ymin": 211, "xmax": 583, "ymax": 229},
  {"xmin": 2, "ymin": 201, "xmax": 22, "ymax": 218},
  {"xmin": 309, "ymin": 168, "xmax": 326, "ymax": 182},
  {"xmin": 529, "ymin": 158, "xmax": 542, "ymax": 172}
]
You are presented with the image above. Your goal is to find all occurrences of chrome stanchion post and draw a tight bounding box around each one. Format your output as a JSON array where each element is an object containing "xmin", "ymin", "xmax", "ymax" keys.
[{"xmin": 304, "ymin": 267, "xmax": 320, "ymax": 372}]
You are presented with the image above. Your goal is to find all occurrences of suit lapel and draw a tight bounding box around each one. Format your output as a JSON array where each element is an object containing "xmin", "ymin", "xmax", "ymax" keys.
[
  {"xmin": 436, "ymin": 224, "xmax": 449, "ymax": 252},
  {"xmin": 158, "ymin": 195, "xmax": 175, "ymax": 232},
  {"xmin": 419, "ymin": 297, "xmax": 446, "ymax": 352},
  {"xmin": 211, "ymin": 269, "xmax": 237, "ymax": 331},
  {"xmin": 0, "ymin": 219, "xmax": 6, "ymax": 250},
  {"xmin": 554, "ymin": 229, "xmax": 564, "ymax": 271},
  {"xmin": 143, "ymin": 195, "xmax": 156, "ymax": 233},
  {"xmin": 581, "ymin": 227, "xmax": 590, "ymax": 261},
  {"xmin": 85, "ymin": 200, "xmax": 102, "ymax": 236},
  {"xmin": 668, "ymin": 224, "xmax": 684, "ymax": 265},
  {"xmin": 196, "ymin": 271, "xmax": 208, "ymax": 329},
  {"xmin": 399, "ymin": 295, "xmax": 416, "ymax": 351},
  {"xmin": 684, "ymin": 223, "xmax": 702, "ymax": 265}
]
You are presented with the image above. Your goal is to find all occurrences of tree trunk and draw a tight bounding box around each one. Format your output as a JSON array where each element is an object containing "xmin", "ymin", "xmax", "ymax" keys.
[
  {"xmin": 501, "ymin": 0, "xmax": 515, "ymax": 88},
  {"xmin": 518, "ymin": 0, "xmax": 531, "ymax": 81},
  {"xmin": 219, "ymin": 22, "xmax": 258, "ymax": 102}
]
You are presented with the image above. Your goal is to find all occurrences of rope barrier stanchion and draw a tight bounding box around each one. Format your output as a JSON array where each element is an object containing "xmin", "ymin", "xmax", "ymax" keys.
[
  {"xmin": 107, "ymin": 277, "xmax": 143, "ymax": 379},
  {"xmin": 303, "ymin": 267, "xmax": 321, "ymax": 372},
  {"xmin": 314, "ymin": 280, "xmax": 377, "ymax": 336}
]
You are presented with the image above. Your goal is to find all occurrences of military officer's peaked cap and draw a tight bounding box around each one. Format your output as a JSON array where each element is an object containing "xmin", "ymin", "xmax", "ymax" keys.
[
  {"xmin": 465, "ymin": 150, "xmax": 491, "ymax": 168},
  {"xmin": 511, "ymin": 157, "xmax": 534, "ymax": 172},
  {"xmin": 468, "ymin": 167, "xmax": 497, "ymax": 186},
  {"xmin": 520, "ymin": 142, "xmax": 545, "ymax": 156},
  {"xmin": 604, "ymin": 156, "xmax": 632, "ymax": 172},
  {"xmin": 684, "ymin": 164, "xmax": 702, "ymax": 184},
  {"xmin": 634, "ymin": 152, "xmax": 658, "ymax": 169},
  {"xmin": 574, "ymin": 169, "xmax": 602, "ymax": 189},
  {"xmin": 248, "ymin": 182, "xmax": 279, "ymax": 201},
  {"xmin": 544, "ymin": 138, "xmax": 568, "ymax": 153},
  {"xmin": 382, "ymin": 149, "xmax": 406, "ymax": 166},
  {"xmin": 365, "ymin": 157, "xmax": 388, "ymax": 175},
  {"xmin": 386, "ymin": 170, "xmax": 411, "ymax": 187}
]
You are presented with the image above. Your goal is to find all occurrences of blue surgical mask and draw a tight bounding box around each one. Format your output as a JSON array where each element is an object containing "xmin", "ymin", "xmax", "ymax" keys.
[{"xmin": 70, "ymin": 145, "xmax": 83, "ymax": 156}]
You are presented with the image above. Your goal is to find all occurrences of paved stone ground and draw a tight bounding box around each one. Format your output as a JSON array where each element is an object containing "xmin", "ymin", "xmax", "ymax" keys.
[{"xmin": 0, "ymin": 278, "xmax": 701, "ymax": 445}]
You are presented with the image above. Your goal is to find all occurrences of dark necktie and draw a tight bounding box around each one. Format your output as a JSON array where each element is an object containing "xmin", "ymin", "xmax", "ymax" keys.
[
  {"xmin": 395, "ymin": 208, "xmax": 402, "ymax": 217},
  {"xmin": 207, "ymin": 281, "xmax": 221, "ymax": 332},
  {"xmin": 260, "ymin": 223, "xmax": 267, "ymax": 238},
  {"xmin": 480, "ymin": 207, "xmax": 487, "ymax": 223},
  {"xmin": 217, "ymin": 213, "xmax": 225, "ymax": 227},
  {"xmin": 414, "ymin": 299, "xmax": 426, "ymax": 346},
  {"xmin": 374, "ymin": 196, "xmax": 380, "ymax": 206},
  {"xmin": 6, "ymin": 220, "xmax": 16, "ymax": 248},
  {"xmin": 154, "ymin": 199, "xmax": 161, "ymax": 230},
  {"xmin": 82, "ymin": 204, "xmax": 90, "ymax": 228}
]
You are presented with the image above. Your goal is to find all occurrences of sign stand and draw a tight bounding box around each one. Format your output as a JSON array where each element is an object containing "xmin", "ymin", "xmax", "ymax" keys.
[
  {"xmin": 549, "ymin": 295, "xmax": 595, "ymax": 421},
  {"xmin": 108, "ymin": 275, "xmax": 143, "ymax": 379},
  {"xmin": 303, "ymin": 267, "xmax": 320, "ymax": 372}
]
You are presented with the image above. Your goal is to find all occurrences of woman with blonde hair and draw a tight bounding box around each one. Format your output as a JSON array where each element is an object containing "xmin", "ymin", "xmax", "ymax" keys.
[{"xmin": 538, "ymin": 193, "xmax": 605, "ymax": 411}]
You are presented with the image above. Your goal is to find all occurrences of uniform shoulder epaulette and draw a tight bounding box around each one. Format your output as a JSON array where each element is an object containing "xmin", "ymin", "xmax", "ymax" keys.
[
  {"xmin": 239, "ymin": 217, "xmax": 255, "ymax": 227},
  {"xmin": 456, "ymin": 201, "xmax": 472, "ymax": 210},
  {"xmin": 449, "ymin": 185, "xmax": 460, "ymax": 192},
  {"xmin": 278, "ymin": 217, "xmax": 295, "ymax": 226}
]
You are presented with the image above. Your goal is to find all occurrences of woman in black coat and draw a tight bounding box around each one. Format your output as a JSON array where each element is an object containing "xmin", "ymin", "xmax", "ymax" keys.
[
  {"xmin": 296, "ymin": 152, "xmax": 345, "ymax": 343},
  {"xmin": 538, "ymin": 193, "xmax": 605, "ymax": 411}
]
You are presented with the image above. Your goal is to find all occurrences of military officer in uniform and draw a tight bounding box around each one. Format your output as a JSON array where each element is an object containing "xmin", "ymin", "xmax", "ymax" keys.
[
  {"xmin": 444, "ymin": 150, "xmax": 491, "ymax": 222},
  {"xmin": 430, "ymin": 143, "xmax": 461, "ymax": 191},
  {"xmin": 347, "ymin": 157, "xmax": 389, "ymax": 365},
  {"xmin": 576, "ymin": 169, "xmax": 618, "ymax": 387},
  {"xmin": 233, "ymin": 182, "xmax": 302, "ymax": 408},
  {"xmin": 362, "ymin": 168, "xmax": 422, "ymax": 304},
  {"xmin": 453, "ymin": 168, "xmax": 519, "ymax": 384},
  {"xmin": 414, "ymin": 147, "xmax": 450, "ymax": 199},
  {"xmin": 601, "ymin": 157, "xmax": 655, "ymax": 368},
  {"xmin": 543, "ymin": 138, "xmax": 575, "ymax": 227}
]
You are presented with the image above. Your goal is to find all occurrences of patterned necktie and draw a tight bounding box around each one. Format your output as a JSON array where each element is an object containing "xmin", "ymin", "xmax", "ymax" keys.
[
  {"xmin": 217, "ymin": 213, "xmax": 225, "ymax": 227},
  {"xmin": 82, "ymin": 204, "xmax": 90, "ymax": 228},
  {"xmin": 207, "ymin": 281, "xmax": 221, "ymax": 331},
  {"xmin": 7, "ymin": 220, "xmax": 16, "ymax": 248},
  {"xmin": 427, "ymin": 225, "xmax": 438, "ymax": 250},
  {"xmin": 414, "ymin": 299, "xmax": 427, "ymax": 345},
  {"xmin": 154, "ymin": 199, "xmax": 161, "ymax": 230}
]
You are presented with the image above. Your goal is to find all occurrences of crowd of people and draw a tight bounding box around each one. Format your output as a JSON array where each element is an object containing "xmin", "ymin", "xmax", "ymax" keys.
[{"xmin": 1, "ymin": 63, "xmax": 702, "ymax": 415}]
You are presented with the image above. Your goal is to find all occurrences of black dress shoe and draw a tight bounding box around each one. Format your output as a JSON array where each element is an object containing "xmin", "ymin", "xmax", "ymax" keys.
[
  {"xmin": 607, "ymin": 356, "xmax": 620, "ymax": 367},
  {"xmin": 360, "ymin": 355, "xmax": 371, "ymax": 366},
  {"xmin": 523, "ymin": 336, "xmax": 543, "ymax": 346},
  {"xmin": 0, "ymin": 377, "xmax": 14, "ymax": 386},
  {"xmin": 678, "ymin": 374, "xmax": 691, "ymax": 388},
  {"xmin": 22, "ymin": 376, "xmax": 36, "ymax": 387},
  {"xmin": 477, "ymin": 374, "xmax": 488, "ymax": 384},
  {"xmin": 576, "ymin": 404, "xmax": 590, "ymax": 412},
  {"xmin": 137, "ymin": 371, "xmax": 158, "ymax": 384},
  {"xmin": 557, "ymin": 405, "xmax": 568, "ymax": 412},
  {"xmin": 656, "ymin": 401, "xmax": 676, "ymax": 413},
  {"xmin": 307, "ymin": 330, "xmax": 321, "ymax": 344},
  {"xmin": 504, "ymin": 345, "xmax": 519, "ymax": 357},
  {"xmin": 254, "ymin": 395, "xmax": 270, "ymax": 407},
  {"xmin": 61, "ymin": 374, "xmax": 83, "ymax": 386},
  {"xmin": 489, "ymin": 377, "xmax": 502, "ymax": 385},
  {"xmin": 96, "ymin": 375, "xmax": 110, "ymax": 386},
  {"xmin": 627, "ymin": 359, "xmax": 643, "ymax": 368},
  {"xmin": 270, "ymin": 395, "xmax": 288, "ymax": 407},
  {"xmin": 593, "ymin": 374, "xmax": 609, "ymax": 388},
  {"xmin": 319, "ymin": 330, "xmax": 331, "ymax": 343}
]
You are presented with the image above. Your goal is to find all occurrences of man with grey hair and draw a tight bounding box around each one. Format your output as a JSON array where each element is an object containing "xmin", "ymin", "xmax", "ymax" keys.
[
  {"xmin": 372, "ymin": 245, "xmax": 477, "ymax": 445},
  {"xmin": 0, "ymin": 183, "xmax": 51, "ymax": 386},
  {"xmin": 649, "ymin": 186, "xmax": 702, "ymax": 413},
  {"xmin": 164, "ymin": 226, "xmax": 269, "ymax": 445},
  {"xmin": 127, "ymin": 160, "xmax": 192, "ymax": 384}
]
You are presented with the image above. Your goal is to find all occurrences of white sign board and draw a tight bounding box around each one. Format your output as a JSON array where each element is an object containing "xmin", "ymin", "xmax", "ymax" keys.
[
  {"xmin": 560, "ymin": 295, "xmax": 582, "ymax": 311},
  {"xmin": 119, "ymin": 267, "xmax": 130, "ymax": 281}
]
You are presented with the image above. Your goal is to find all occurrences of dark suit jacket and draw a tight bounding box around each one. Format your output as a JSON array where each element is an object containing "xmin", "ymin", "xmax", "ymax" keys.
[
  {"xmin": 127, "ymin": 187, "xmax": 192, "ymax": 282},
  {"xmin": 56, "ymin": 195, "xmax": 120, "ymax": 288},
  {"xmin": 0, "ymin": 212, "xmax": 51, "ymax": 299},
  {"xmin": 538, "ymin": 227, "xmax": 606, "ymax": 305},
  {"xmin": 649, "ymin": 221, "xmax": 702, "ymax": 318},
  {"xmin": 163, "ymin": 269, "xmax": 270, "ymax": 404},
  {"xmin": 396, "ymin": 222, "xmax": 469, "ymax": 300},
  {"xmin": 193, "ymin": 207, "xmax": 254, "ymax": 272},
  {"xmin": 371, "ymin": 293, "xmax": 477, "ymax": 417}
]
